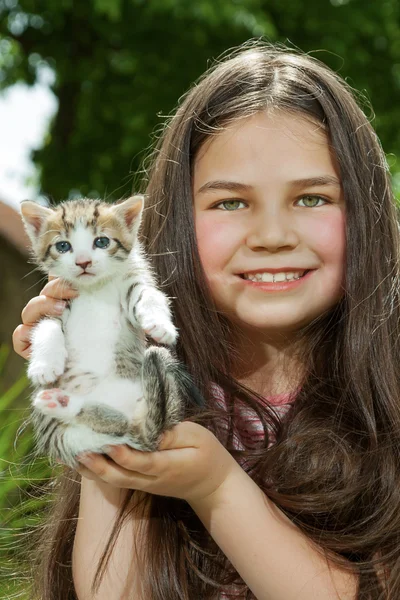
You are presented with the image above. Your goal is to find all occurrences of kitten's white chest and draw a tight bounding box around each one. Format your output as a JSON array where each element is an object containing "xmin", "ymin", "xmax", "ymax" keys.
[{"xmin": 65, "ymin": 285, "xmax": 123, "ymax": 373}]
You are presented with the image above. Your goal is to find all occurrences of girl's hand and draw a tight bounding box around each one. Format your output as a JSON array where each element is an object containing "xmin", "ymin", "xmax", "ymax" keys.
[
  {"xmin": 76, "ymin": 421, "xmax": 239, "ymax": 504},
  {"xmin": 12, "ymin": 277, "xmax": 79, "ymax": 359}
]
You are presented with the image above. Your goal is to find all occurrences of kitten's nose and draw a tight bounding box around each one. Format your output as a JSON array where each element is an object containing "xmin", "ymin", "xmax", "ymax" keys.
[{"xmin": 76, "ymin": 260, "xmax": 92, "ymax": 270}]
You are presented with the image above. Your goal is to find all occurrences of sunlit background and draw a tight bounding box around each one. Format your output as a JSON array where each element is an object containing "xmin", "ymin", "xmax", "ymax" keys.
[{"xmin": 0, "ymin": 66, "xmax": 56, "ymax": 208}]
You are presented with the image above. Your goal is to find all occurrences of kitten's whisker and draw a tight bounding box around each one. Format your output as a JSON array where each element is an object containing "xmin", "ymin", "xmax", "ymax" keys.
[
  {"xmin": 25, "ymin": 275, "xmax": 48, "ymax": 293},
  {"xmin": 149, "ymin": 251, "xmax": 178, "ymax": 257},
  {"xmin": 21, "ymin": 266, "xmax": 42, "ymax": 280}
]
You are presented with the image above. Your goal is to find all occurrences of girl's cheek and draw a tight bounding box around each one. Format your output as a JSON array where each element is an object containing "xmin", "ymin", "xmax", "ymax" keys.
[
  {"xmin": 313, "ymin": 211, "xmax": 346, "ymax": 263},
  {"xmin": 302, "ymin": 209, "xmax": 346, "ymax": 266},
  {"xmin": 195, "ymin": 216, "xmax": 237, "ymax": 273}
]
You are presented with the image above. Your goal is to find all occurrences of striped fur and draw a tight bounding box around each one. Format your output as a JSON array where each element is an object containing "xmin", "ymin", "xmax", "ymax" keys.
[{"xmin": 21, "ymin": 197, "xmax": 200, "ymax": 468}]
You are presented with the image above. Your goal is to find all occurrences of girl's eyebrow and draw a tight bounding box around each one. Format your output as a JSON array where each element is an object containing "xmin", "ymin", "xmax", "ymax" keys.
[
  {"xmin": 291, "ymin": 175, "xmax": 341, "ymax": 188},
  {"xmin": 196, "ymin": 175, "xmax": 341, "ymax": 195},
  {"xmin": 196, "ymin": 180, "xmax": 252, "ymax": 194}
]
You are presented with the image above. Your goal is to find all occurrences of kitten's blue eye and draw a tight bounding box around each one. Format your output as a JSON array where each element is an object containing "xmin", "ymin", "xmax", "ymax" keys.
[
  {"xmin": 94, "ymin": 237, "xmax": 110, "ymax": 249},
  {"xmin": 55, "ymin": 241, "xmax": 72, "ymax": 253}
]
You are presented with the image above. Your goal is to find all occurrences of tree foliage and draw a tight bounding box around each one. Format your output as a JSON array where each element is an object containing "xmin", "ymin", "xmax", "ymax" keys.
[{"xmin": 1, "ymin": 0, "xmax": 400, "ymax": 200}]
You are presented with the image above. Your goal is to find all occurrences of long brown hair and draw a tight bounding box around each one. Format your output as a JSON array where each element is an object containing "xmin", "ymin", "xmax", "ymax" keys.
[{"xmin": 25, "ymin": 40, "xmax": 400, "ymax": 599}]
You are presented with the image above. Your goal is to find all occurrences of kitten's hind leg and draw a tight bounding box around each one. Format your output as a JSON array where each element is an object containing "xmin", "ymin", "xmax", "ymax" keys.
[
  {"xmin": 34, "ymin": 378, "xmax": 144, "ymax": 426},
  {"xmin": 131, "ymin": 346, "xmax": 203, "ymax": 450},
  {"xmin": 33, "ymin": 387, "xmax": 84, "ymax": 421}
]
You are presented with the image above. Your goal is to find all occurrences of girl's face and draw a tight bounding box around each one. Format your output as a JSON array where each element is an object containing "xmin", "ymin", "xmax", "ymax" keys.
[{"xmin": 193, "ymin": 111, "xmax": 346, "ymax": 338}]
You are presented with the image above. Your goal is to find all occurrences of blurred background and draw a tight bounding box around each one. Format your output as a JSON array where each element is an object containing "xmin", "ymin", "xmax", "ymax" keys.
[{"xmin": 1, "ymin": 0, "xmax": 400, "ymax": 595}]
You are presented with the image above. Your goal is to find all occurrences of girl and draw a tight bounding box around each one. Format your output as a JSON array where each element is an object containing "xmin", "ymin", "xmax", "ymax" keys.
[{"xmin": 13, "ymin": 40, "xmax": 400, "ymax": 599}]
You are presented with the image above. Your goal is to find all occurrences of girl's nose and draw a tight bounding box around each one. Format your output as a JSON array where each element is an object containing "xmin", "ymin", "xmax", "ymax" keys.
[{"xmin": 245, "ymin": 208, "xmax": 299, "ymax": 252}]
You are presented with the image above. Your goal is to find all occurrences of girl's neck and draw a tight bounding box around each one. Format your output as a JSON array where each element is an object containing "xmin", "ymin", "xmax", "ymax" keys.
[{"xmin": 232, "ymin": 330, "xmax": 304, "ymax": 397}]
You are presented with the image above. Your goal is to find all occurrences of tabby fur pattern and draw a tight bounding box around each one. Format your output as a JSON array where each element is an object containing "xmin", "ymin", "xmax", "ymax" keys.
[{"xmin": 20, "ymin": 196, "xmax": 200, "ymax": 468}]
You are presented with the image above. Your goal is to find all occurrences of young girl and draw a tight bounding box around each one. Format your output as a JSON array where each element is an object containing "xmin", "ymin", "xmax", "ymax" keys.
[{"xmin": 13, "ymin": 40, "xmax": 400, "ymax": 599}]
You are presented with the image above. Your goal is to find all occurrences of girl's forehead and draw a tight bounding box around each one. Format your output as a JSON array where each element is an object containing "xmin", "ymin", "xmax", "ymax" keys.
[
  {"xmin": 193, "ymin": 112, "xmax": 339, "ymax": 188},
  {"xmin": 196, "ymin": 112, "xmax": 327, "ymax": 156}
]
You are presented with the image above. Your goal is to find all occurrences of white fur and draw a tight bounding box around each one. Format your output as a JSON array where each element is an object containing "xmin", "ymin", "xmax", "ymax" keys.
[
  {"xmin": 63, "ymin": 280, "xmax": 126, "ymax": 375},
  {"xmin": 24, "ymin": 197, "xmax": 178, "ymax": 461},
  {"xmin": 28, "ymin": 319, "xmax": 68, "ymax": 385}
]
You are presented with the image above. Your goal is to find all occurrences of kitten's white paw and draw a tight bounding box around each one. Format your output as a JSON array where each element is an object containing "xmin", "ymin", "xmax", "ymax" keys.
[
  {"xmin": 33, "ymin": 388, "xmax": 83, "ymax": 421},
  {"xmin": 142, "ymin": 319, "xmax": 178, "ymax": 346},
  {"xmin": 28, "ymin": 351, "xmax": 67, "ymax": 385}
]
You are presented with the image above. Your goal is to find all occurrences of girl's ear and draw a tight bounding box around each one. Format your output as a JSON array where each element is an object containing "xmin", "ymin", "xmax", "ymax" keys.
[
  {"xmin": 113, "ymin": 195, "xmax": 144, "ymax": 232},
  {"xmin": 20, "ymin": 201, "xmax": 53, "ymax": 244}
]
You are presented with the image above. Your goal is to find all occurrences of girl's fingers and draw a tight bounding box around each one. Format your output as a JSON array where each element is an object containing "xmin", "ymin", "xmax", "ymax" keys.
[
  {"xmin": 12, "ymin": 324, "xmax": 33, "ymax": 359},
  {"xmin": 95, "ymin": 423, "xmax": 207, "ymax": 478},
  {"xmin": 103, "ymin": 445, "xmax": 164, "ymax": 474},
  {"xmin": 75, "ymin": 465, "xmax": 99, "ymax": 481},
  {"xmin": 40, "ymin": 277, "xmax": 78, "ymax": 301},
  {"xmin": 21, "ymin": 294, "xmax": 68, "ymax": 325},
  {"xmin": 14, "ymin": 277, "xmax": 78, "ymax": 358},
  {"xmin": 77, "ymin": 453, "xmax": 157, "ymax": 489},
  {"xmin": 20, "ymin": 278, "xmax": 78, "ymax": 326},
  {"xmin": 103, "ymin": 442, "xmax": 198, "ymax": 481}
]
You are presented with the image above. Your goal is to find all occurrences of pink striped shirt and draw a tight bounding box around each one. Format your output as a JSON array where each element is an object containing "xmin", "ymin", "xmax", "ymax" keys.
[{"xmin": 211, "ymin": 382, "xmax": 295, "ymax": 451}]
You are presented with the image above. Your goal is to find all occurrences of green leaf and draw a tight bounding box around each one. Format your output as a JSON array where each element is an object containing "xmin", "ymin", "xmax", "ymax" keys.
[{"xmin": 93, "ymin": 0, "xmax": 122, "ymax": 21}]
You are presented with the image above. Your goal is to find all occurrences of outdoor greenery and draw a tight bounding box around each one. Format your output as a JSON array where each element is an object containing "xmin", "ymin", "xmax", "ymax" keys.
[
  {"xmin": 0, "ymin": 345, "xmax": 52, "ymax": 598},
  {"xmin": 0, "ymin": 0, "xmax": 400, "ymax": 201}
]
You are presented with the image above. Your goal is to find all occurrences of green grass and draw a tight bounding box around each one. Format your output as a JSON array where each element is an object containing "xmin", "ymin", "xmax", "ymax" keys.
[{"xmin": 0, "ymin": 345, "xmax": 52, "ymax": 599}]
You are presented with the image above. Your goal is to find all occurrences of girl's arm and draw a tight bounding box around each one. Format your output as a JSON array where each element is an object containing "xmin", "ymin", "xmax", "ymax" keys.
[
  {"xmin": 72, "ymin": 478, "xmax": 143, "ymax": 600},
  {"xmin": 75, "ymin": 423, "xmax": 358, "ymax": 600},
  {"xmin": 189, "ymin": 466, "xmax": 358, "ymax": 600}
]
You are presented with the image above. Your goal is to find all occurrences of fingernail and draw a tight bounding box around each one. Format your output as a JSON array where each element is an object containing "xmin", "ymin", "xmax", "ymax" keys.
[
  {"xmin": 55, "ymin": 301, "xmax": 66, "ymax": 313},
  {"xmin": 103, "ymin": 445, "xmax": 116, "ymax": 454}
]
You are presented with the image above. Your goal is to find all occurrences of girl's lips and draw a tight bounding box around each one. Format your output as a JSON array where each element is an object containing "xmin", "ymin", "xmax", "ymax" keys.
[{"xmin": 238, "ymin": 269, "xmax": 315, "ymax": 291}]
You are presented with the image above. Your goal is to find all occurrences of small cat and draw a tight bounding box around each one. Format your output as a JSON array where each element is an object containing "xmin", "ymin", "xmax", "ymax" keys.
[{"xmin": 20, "ymin": 195, "xmax": 201, "ymax": 468}]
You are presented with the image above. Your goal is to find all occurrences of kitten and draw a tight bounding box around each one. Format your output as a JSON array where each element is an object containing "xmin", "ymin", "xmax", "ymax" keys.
[{"xmin": 20, "ymin": 195, "xmax": 200, "ymax": 468}]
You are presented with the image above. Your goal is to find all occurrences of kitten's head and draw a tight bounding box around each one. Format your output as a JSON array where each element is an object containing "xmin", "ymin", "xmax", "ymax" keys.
[{"xmin": 20, "ymin": 196, "xmax": 143, "ymax": 289}]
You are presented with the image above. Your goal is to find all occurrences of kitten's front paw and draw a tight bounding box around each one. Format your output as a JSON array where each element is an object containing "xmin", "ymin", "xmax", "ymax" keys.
[
  {"xmin": 142, "ymin": 319, "xmax": 178, "ymax": 346},
  {"xmin": 28, "ymin": 352, "xmax": 67, "ymax": 385},
  {"xmin": 33, "ymin": 388, "xmax": 83, "ymax": 421}
]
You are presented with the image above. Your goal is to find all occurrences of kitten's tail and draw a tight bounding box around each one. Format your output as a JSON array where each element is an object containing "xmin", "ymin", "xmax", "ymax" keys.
[{"xmin": 139, "ymin": 346, "xmax": 204, "ymax": 449}]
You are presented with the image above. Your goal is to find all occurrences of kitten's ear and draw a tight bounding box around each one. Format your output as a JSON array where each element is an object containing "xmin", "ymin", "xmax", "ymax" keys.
[
  {"xmin": 113, "ymin": 195, "xmax": 144, "ymax": 231},
  {"xmin": 20, "ymin": 201, "xmax": 53, "ymax": 244}
]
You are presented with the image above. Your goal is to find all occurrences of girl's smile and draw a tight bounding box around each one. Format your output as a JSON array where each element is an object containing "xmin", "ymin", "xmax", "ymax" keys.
[
  {"xmin": 239, "ymin": 268, "xmax": 315, "ymax": 291},
  {"xmin": 193, "ymin": 111, "xmax": 346, "ymax": 337}
]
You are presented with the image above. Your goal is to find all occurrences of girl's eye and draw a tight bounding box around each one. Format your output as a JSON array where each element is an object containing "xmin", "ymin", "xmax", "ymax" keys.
[
  {"xmin": 55, "ymin": 241, "xmax": 72, "ymax": 253},
  {"xmin": 215, "ymin": 200, "xmax": 247, "ymax": 211},
  {"xmin": 297, "ymin": 195, "xmax": 328, "ymax": 208},
  {"xmin": 94, "ymin": 237, "xmax": 110, "ymax": 249}
]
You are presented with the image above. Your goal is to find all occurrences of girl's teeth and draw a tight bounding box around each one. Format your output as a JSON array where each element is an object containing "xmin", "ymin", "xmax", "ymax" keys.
[{"xmin": 244, "ymin": 271, "xmax": 306, "ymax": 283}]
